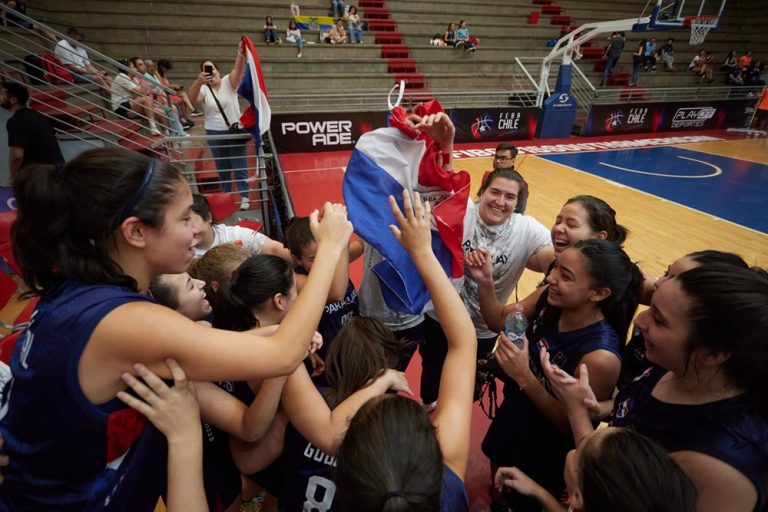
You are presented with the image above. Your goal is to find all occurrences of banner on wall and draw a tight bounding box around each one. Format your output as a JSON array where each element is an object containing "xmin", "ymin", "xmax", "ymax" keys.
[
  {"xmin": 585, "ymin": 99, "xmax": 756, "ymax": 136},
  {"xmin": 449, "ymin": 107, "xmax": 539, "ymax": 142},
  {"xmin": 271, "ymin": 111, "xmax": 389, "ymax": 153}
]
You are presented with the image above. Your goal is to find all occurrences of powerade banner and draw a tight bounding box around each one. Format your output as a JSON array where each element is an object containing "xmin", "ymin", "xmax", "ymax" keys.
[
  {"xmin": 271, "ymin": 112, "xmax": 388, "ymax": 153},
  {"xmin": 449, "ymin": 107, "xmax": 539, "ymax": 142},
  {"xmin": 585, "ymin": 99, "xmax": 755, "ymax": 136}
]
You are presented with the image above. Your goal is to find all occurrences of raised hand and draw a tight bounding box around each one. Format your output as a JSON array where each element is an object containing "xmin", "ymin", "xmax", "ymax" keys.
[
  {"xmin": 388, "ymin": 190, "xmax": 432, "ymax": 258},
  {"xmin": 310, "ymin": 202, "xmax": 353, "ymax": 253},
  {"xmin": 466, "ymin": 248, "xmax": 493, "ymax": 283},
  {"xmin": 383, "ymin": 369, "xmax": 413, "ymax": 396},
  {"xmin": 540, "ymin": 351, "xmax": 599, "ymax": 418}
]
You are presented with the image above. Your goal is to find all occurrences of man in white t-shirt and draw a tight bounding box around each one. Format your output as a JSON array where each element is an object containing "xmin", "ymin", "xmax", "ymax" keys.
[{"xmin": 54, "ymin": 27, "xmax": 112, "ymax": 104}]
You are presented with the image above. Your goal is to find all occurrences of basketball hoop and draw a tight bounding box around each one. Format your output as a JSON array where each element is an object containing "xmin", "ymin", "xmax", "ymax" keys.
[{"xmin": 685, "ymin": 15, "xmax": 719, "ymax": 45}]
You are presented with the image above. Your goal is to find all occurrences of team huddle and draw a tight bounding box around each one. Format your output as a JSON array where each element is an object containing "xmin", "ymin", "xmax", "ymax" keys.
[{"xmin": 0, "ymin": 112, "xmax": 766, "ymax": 512}]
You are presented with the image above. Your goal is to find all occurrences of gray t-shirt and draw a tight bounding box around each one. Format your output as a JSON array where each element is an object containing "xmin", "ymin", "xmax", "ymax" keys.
[{"xmin": 607, "ymin": 36, "xmax": 624, "ymax": 59}]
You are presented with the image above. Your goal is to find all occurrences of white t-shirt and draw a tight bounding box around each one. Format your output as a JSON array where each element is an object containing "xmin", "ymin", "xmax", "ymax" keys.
[
  {"xmin": 200, "ymin": 74, "xmax": 241, "ymax": 131},
  {"xmin": 458, "ymin": 202, "xmax": 552, "ymax": 339},
  {"xmin": 110, "ymin": 73, "xmax": 139, "ymax": 111},
  {"xmin": 194, "ymin": 224, "xmax": 269, "ymax": 257},
  {"xmin": 54, "ymin": 39, "xmax": 89, "ymax": 69}
]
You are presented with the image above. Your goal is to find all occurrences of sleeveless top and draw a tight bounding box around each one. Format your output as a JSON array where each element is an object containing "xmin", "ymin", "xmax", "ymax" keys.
[
  {"xmin": 0, "ymin": 281, "xmax": 166, "ymax": 511},
  {"xmin": 482, "ymin": 293, "xmax": 621, "ymax": 485},
  {"xmin": 613, "ymin": 365, "xmax": 768, "ymax": 511}
]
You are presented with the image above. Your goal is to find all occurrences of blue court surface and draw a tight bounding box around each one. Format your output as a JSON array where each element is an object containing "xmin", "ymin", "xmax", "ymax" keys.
[{"xmin": 540, "ymin": 146, "xmax": 768, "ymax": 233}]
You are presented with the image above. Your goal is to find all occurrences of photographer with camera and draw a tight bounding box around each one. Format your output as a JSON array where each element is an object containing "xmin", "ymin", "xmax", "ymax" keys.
[{"xmin": 189, "ymin": 41, "xmax": 252, "ymax": 210}]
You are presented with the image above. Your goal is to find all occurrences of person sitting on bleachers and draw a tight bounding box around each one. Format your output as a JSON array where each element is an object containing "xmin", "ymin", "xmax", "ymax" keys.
[
  {"xmin": 286, "ymin": 20, "xmax": 304, "ymax": 59},
  {"xmin": 330, "ymin": 0, "xmax": 345, "ymax": 19},
  {"xmin": 689, "ymin": 49, "xmax": 714, "ymax": 84},
  {"xmin": 725, "ymin": 66, "xmax": 744, "ymax": 86},
  {"xmin": 54, "ymin": 27, "xmax": 112, "ymax": 104},
  {"xmin": 721, "ymin": 50, "xmax": 738, "ymax": 72},
  {"xmin": 444, "ymin": 22, "xmax": 457, "ymax": 47},
  {"xmin": 329, "ymin": 18, "xmax": 347, "ymax": 44},
  {"xmin": 152, "ymin": 58, "xmax": 202, "ymax": 119},
  {"xmin": 642, "ymin": 37, "xmax": 657, "ymax": 72},
  {"xmin": 455, "ymin": 19, "xmax": 476, "ymax": 52},
  {"xmin": 738, "ymin": 50, "xmax": 752, "ymax": 71},
  {"xmin": 345, "ymin": 5, "xmax": 363, "ymax": 44},
  {"xmin": 109, "ymin": 58, "xmax": 166, "ymax": 136},
  {"xmin": 659, "ymin": 37, "xmax": 676, "ymax": 72},
  {"xmin": 744, "ymin": 61, "xmax": 766, "ymax": 86},
  {"xmin": 264, "ymin": 16, "xmax": 279, "ymax": 44}
]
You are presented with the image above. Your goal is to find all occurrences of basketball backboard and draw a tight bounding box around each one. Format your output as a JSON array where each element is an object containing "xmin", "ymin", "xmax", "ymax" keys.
[{"xmin": 633, "ymin": 0, "xmax": 726, "ymax": 31}]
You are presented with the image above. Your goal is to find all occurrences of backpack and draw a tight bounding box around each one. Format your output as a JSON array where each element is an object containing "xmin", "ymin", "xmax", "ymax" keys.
[
  {"xmin": 40, "ymin": 53, "xmax": 74, "ymax": 84},
  {"xmin": 22, "ymin": 55, "xmax": 46, "ymax": 85}
]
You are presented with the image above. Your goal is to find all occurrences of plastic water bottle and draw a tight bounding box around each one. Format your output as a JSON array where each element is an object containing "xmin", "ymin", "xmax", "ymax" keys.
[{"xmin": 504, "ymin": 303, "xmax": 527, "ymax": 349}]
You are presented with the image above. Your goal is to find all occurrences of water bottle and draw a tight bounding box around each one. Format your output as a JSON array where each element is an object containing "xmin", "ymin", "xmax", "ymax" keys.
[{"xmin": 504, "ymin": 303, "xmax": 527, "ymax": 349}]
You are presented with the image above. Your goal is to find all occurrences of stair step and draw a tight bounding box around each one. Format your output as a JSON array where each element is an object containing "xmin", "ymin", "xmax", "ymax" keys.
[
  {"xmin": 550, "ymin": 15, "xmax": 573, "ymax": 25},
  {"xmin": 394, "ymin": 72, "xmax": 426, "ymax": 89},
  {"xmin": 541, "ymin": 5, "xmax": 562, "ymax": 15},
  {"xmin": 375, "ymin": 32, "xmax": 403, "ymax": 44},
  {"xmin": 368, "ymin": 19, "xmax": 397, "ymax": 32},
  {"xmin": 359, "ymin": 0, "xmax": 385, "ymax": 7},
  {"xmin": 362, "ymin": 7, "xmax": 390, "ymax": 19},
  {"xmin": 387, "ymin": 58, "xmax": 417, "ymax": 73},
  {"xmin": 381, "ymin": 44, "xmax": 410, "ymax": 58}
]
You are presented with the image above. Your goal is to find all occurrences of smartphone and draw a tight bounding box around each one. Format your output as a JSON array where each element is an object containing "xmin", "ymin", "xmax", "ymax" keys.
[{"xmin": 204, "ymin": 64, "xmax": 213, "ymax": 76}]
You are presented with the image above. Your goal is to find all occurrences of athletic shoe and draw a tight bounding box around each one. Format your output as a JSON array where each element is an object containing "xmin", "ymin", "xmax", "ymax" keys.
[
  {"xmin": 297, "ymin": 52, "xmax": 302, "ymax": 58},
  {"xmin": 182, "ymin": 120, "xmax": 195, "ymax": 130},
  {"xmin": 240, "ymin": 198, "xmax": 250, "ymax": 210},
  {"xmin": 189, "ymin": 110, "xmax": 203, "ymax": 117}
]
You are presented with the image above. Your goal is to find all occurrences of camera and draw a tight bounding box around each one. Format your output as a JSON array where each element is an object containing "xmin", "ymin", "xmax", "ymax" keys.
[{"xmin": 204, "ymin": 64, "xmax": 214, "ymax": 76}]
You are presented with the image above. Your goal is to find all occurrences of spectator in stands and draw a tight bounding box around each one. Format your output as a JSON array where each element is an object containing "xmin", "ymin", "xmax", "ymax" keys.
[
  {"xmin": 744, "ymin": 61, "xmax": 766, "ymax": 86},
  {"xmin": 660, "ymin": 37, "xmax": 675, "ymax": 72},
  {"xmin": 264, "ymin": 16, "xmax": 279, "ymax": 44},
  {"xmin": 329, "ymin": 18, "xmax": 347, "ymax": 44},
  {"xmin": 189, "ymin": 44, "xmax": 251, "ymax": 209},
  {"xmin": 54, "ymin": 27, "xmax": 112, "ymax": 103},
  {"xmin": 0, "ymin": 81, "xmax": 63, "ymax": 181},
  {"xmin": 345, "ymin": 5, "xmax": 363, "ymax": 44},
  {"xmin": 721, "ymin": 50, "xmax": 738, "ymax": 72},
  {"xmin": 129, "ymin": 56, "xmax": 186, "ymax": 136},
  {"xmin": 286, "ymin": 20, "xmax": 304, "ymax": 58},
  {"xmin": 444, "ymin": 22, "xmax": 457, "ymax": 47},
  {"xmin": 493, "ymin": 142, "xmax": 518, "ymax": 170},
  {"xmin": 155, "ymin": 58, "xmax": 202, "ymax": 117},
  {"xmin": 330, "ymin": 0, "xmax": 346, "ymax": 19},
  {"xmin": 629, "ymin": 39, "xmax": 646, "ymax": 87},
  {"xmin": 110, "ymin": 59, "xmax": 167, "ymax": 136},
  {"xmin": 600, "ymin": 32, "xmax": 625, "ymax": 87},
  {"xmin": 290, "ymin": 1, "xmax": 300, "ymax": 17},
  {"xmin": 725, "ymin": 66, "xmax": 744, "ymax": 86},
  {"xmin": 642, "ymin": 37, "xmax": 657, "ymax": 71},
  {"xmin": 1, "ymin": 0, "xmax": 56, "ymax": 42},
  {"xmin": 738, "ymin": 50, "xmax": 752, "ymax": 71},
  {"xmin": 689, "ymin": 49, "xmax": 714, "ymax": 84},
  {"xmin": 456, "ymin": 19, "xmax": 476, "ymax": 52}
]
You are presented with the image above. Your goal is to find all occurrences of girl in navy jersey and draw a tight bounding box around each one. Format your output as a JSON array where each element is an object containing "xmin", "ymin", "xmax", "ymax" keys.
[
  {"xmin": 334, "ymin": 191, "xmax": 477, "ymax": 512},
  {"xmin": 494, "ymin": 427, "xmax": 697, "ymax": 512},
  {"xmin": 0, "ymin": 147, "xmax": 353, "ymax": 511},
  {"xmin": 479, "ymin": 239, "xmax": 642, "ymax": 512},
  {"xmin": 545, "ymin": 265, "xmax": 768, "ymax": 512}
]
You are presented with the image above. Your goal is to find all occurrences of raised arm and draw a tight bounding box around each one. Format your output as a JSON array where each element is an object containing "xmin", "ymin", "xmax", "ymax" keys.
[
  {"xmin": 388, "ymin": 191, "xmax": 476, "ymax": 480},
  {"xmin": 228, "ymin": 41, "xmax": 246, "ymax": 90},
  {"xmin": 280, "ymin": 364, "xmax": 411, "ymax": 454}
]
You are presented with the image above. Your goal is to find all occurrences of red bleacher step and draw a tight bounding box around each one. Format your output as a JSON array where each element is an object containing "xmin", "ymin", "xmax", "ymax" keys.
[
  {"xmin": 593, "ymin": 60, "xmax": 606, "ymax": 72},
  {"xmin": 381, "ymin": 44, "xmax": 409, "ymax": 58},
  {"xmin": 581, "ymin": 47, "xmax": 604, "ymax": 59},
  {"xmin": 608, "ymin": 72, "xmax": 630, "ymax": 86},
  {"xmin": 395, "ymin": 73, "xmax": 426, "ymax": 89},
  {"xmin": 375, "ymin": 32, "xmax": 402, "ymax": 44},
  {"xmin": 532, "ymin": 0, "xmax": 553, "ymax": 4},
  {"xmin": 368, "ymin": 19, "xmax": 396, "ymax": 31},
  {"xmin": 359, "ymin": 0, "xmax": 384, "ymax": 6},
  {"xmin": 550, "ymin": 15, "xmax": 572, "ymax": 25},
  {"xmin": 541, "ymin": 5, "xmax": 562, "ymax": 14},
  {"xmin": 362, "ymin": 7, "xmax": 390, "ymax": 19},
  {"xmin": 560, "ymin": 24, "xmax": 578, "ymax": 35},
  {"xmin": 387, "ymin": 58, "xmax": 416, "ymax": 73}
]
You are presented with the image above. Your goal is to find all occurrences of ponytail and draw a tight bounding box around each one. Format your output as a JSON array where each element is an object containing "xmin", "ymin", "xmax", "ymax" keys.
[
  {"xmin": 213, "ymin": 279, "xmax": 259, "ymax": 332},
  {"xmin": 565, "ymin": 195, "xmax": 628, "ymax": 247},
  {"xmin": 13, "ymin": 148, "xmax": 185, "ymax": 294}
]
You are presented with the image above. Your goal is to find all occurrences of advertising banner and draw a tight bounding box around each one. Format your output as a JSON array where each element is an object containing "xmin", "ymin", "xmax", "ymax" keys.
[
  {"xmin": 585, "ymin": 99, "xmax": 756, "ymax": 136},
  {"xmin": 271, "ymin": 111, "xmax": 388, "ymax": 153},
  {"xmin": 449, "ymin": 107, "xmax": 539, "ymax": 143}
]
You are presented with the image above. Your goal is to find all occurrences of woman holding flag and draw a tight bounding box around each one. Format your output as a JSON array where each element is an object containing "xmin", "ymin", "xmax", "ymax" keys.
[{"xmin": 188, "ymin": 41, "xmax": 250, "ymax": 210}]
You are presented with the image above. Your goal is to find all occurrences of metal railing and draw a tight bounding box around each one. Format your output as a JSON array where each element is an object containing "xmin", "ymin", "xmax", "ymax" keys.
[{"xmin": 591, "ymin": 84, "xmax": 765, "ymax": 104}]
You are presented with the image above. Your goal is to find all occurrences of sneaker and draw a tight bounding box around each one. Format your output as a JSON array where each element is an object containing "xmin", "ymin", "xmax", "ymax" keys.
[
  {"xmin": 467, "ymin": 46, "xmax": 476, "ymax": 52},
  {"xmin": 240, "ymin": 198, "xmax": 250, "ymax": 210},
  {"xmin": 189, "ymin": 110, "xmax": 203, "ymax": 117},
  {"xmin": 297, "ymin": 52, "xmax": 302, "ymax": 58},
  {"xmin": 182, "ymin": 120, "xmax": 195, "ymax": 130}
]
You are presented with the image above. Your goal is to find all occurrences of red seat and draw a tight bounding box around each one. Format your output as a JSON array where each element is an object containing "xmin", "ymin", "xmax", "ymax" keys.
[{"xmin": 206, "ymin": 192, "xmax": 238, "ymax": 222}]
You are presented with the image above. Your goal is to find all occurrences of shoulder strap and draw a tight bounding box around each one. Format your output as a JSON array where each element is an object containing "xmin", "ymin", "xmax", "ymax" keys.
[{"xmin": 206, "ymin": 83, "xmax": 231, "ymax": 127}]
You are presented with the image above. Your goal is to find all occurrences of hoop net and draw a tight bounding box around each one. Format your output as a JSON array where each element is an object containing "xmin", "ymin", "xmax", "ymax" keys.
[{"xmin": 686, "ymin": 15, "xmax": 719, "ymax": 45}]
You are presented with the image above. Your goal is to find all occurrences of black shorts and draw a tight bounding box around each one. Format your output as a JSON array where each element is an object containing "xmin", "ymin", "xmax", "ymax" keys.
[{"xmin": 114, "ymin": 101, "xmax": 131, "ymax": 118}]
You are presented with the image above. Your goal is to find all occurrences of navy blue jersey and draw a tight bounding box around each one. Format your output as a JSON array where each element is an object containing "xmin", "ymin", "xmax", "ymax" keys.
[
  {"xmin": 0, "ymin": 280, "xmax": 166, "ymax": 511},
  {"xmin": 617, "ymin": 328, "xmax": 652, "ymax": 390},
  {"xmin": 277, "ymin": 387, "xmax": 339, "ymax": 512},
  {"xmin": 483, "ymin": 293, "xmax": 622, "ymax": 497},
  {"xmin": 613, "ymin": 365, "xmax": 768, "ymax": 511},
  {"xmin": 295, "ymin": 268, "xmax": 358, "ymax": 358},
  {"xmin": 440, "ymin": 465, "xmax": 468, "ymax": 511}
]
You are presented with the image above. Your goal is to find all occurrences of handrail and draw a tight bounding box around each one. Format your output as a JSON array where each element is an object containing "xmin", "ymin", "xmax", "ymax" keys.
[
  {"xmin": 266, "ymin": 130, "xmax": 295, "ymax": 220},
  {"xmin": 592, "ymin": 85, "xmax": 764, "ymax": 104}
]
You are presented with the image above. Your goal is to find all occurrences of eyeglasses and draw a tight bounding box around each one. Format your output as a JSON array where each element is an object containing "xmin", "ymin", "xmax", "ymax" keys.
[{"xmin": 493, "ymin": 154, "xmax": 513, "ymax": 162}]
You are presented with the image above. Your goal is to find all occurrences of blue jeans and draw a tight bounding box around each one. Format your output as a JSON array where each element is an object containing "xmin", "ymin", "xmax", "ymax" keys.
[
  {"xmin": 602, "ymin": 55, "xmax": 619, "ymax": 84},
  {"xmin": 348, "ymin": 23, "xmax": 363, "ymax": 44},
  {"xmin": 331, "ymin": 0, "xmax": 345, "ymax": 18},
  {"xmin": 630, "ymin": 60, "xmax": 643, "ymax": 85},
  {"xmin": 206, "ymin": 129, "xmax": 249, "ymax": 197},
  {"xmin": 264, "ymin": 28, "xmax": 278, "ymax": 43}
]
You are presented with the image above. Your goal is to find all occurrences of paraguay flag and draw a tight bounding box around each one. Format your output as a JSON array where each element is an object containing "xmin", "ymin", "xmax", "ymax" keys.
[
  {"xmin": 237, "ymin": 36, "xmax": 271, "ymax": 149},
  {"xmin": 343, "ymin": 101, "xmax": 470, "ymax": 314}
]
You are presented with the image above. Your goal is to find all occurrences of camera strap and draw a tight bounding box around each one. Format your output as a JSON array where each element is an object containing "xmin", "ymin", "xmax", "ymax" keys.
[{"xmin": 206, "ymin": 83, "xmax": 233, "ymax": 127}]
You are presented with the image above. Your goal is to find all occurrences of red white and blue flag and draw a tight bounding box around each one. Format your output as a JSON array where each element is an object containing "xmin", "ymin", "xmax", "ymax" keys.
[
  {"xmin": 237, "ymin": 36, "xmax": 271, "ymax": 149},
  {"xmin": 343, "ymin": 101, "xmax": 471, "ymax": 314}
]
